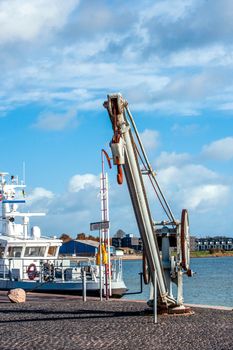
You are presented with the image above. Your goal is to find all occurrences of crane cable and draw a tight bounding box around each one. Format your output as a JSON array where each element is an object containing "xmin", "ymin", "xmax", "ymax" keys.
[
  {"xmin": 124, "ymin": 105, "xmax": 176, "ymax": 224},
  {"xmin": 135, "ymin": 144, "xmax": 174, "ymax": 223}
]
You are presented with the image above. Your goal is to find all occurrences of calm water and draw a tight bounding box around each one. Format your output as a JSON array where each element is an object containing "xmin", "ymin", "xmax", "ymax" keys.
[{"xmin": 122, "ymin": 257, "xmax": 233, "ymax": 307}]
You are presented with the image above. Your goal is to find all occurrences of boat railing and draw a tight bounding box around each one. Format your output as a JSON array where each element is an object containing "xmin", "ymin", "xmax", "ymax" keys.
[
  {"xmin": 0, "ymin": 256, "xmax": 124, "ymax": 283},
  {"xmin": 0, "ymin": 257, "xmax": 99, "ymax": 282},
  {"xmin": 110, "ymin": 257, "xmax": 123, "ymax": 282}
]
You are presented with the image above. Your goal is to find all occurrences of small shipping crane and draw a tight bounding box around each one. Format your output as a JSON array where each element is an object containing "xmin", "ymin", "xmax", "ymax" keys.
[{"xmin": 104, "ymin": 93, "xmax": 192, "ymax": 313}]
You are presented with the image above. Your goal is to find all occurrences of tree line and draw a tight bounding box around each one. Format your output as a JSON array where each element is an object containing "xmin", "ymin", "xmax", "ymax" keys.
[{"xmin": 59, "ymin": 233, "xmax": 99, "ymax": 242}]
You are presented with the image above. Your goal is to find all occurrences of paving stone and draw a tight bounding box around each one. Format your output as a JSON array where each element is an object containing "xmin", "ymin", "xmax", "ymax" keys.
[{"xmin": 0, "ymin": 294, "xmax": 232, "ymax": 350}]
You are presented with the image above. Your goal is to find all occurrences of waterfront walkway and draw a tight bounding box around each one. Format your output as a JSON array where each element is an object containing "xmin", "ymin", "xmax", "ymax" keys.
[{"xmin": 0, "ymin": 292, "xmax": 232, "ymax": 350}]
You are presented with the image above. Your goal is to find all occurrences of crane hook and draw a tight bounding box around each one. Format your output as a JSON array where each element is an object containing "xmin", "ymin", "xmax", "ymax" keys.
[{"xmin": 117, "ymin": 164, "xmax": 123, "ymax": 185}]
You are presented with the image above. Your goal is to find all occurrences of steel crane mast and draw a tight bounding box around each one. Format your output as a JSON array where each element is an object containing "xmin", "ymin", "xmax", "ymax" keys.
[{"xmin": 104, "ymin": 93, "xmax": 191, "ymax": 310}]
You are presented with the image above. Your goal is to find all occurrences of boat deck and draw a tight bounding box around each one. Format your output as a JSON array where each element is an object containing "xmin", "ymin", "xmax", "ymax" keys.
[{"xmin": 0, "ymin": 292, "xmax": 232, "ymax": 350}]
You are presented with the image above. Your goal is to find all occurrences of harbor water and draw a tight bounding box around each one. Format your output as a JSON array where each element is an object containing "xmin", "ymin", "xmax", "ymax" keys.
[{"xmin": 122, "ymin": 256, "xmax": 233, "ymax": 308}]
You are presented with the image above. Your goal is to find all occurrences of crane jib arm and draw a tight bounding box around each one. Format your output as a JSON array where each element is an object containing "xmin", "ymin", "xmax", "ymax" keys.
[{"xmin": 104, "ymin": 93, "xmax": 176, "ymax": 306}]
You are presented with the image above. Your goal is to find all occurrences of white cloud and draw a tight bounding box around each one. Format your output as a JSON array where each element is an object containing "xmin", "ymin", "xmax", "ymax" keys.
[
  {"xmin": 1, "ymin": 0, "xmax": 233, "ymax": 118},
  {"xmin": 140, "ymin": 129, "xmax": 160, "ymax": 150},
  {"xmin": 140, "ymin": 0, "xmax": 194, "ymax": 23},
  {"xmin": 171, "ymin": 123, "xmax": 200, "ymax": 134},
  {"xmin": 219, "ymin": 103, "xmax": 233, "ymax": 110},
  {"xmin": 153, "ymin": 163, "xmax": 231, "ymax": 216},
  {"xmin": 27, "ymin": 173, "xmax": 101, "ymax": 235},
  {"xmin": 33, "ymin": 108, "xmax": 78, "ymax": 131},
  {"xmin": 168, "ymin": 45, "xmax": 232, "ymax": 67},
  {"xmin": 0, "ymin": 0, "xmax": 79, "ymax": 44},
  {"xmin": 159, "ymin": 71, "xmax": 228, "ymax": 103},
  {"xmin": 24, "ymin": 165, "xmax": 233, "ymax": 237},
  {"xmin": 1, "ymin": 0, "xmax": 233, "ymax": 237},
  {"xmin": 156, "ymin": 151, "xmax": 190, "ymax": 168},
  {"xmin": 158, "ymin": 164, "xmax": 218, "ymax": 189},
  {"xmin": 27, "ymin": 187, "xmax": 54, "ymax": 206},
  {"xmin": 183, "ymin": 184, "xmax": 230, "ymax": 211},
  {"xmin": 202, "ymin": 137, "xmax": 233, "ymax": 160},
  {"xmin": 131, "ymin": 158, "xmax": 233, "ymax": 236},
  {"xmin": 68, "ymin": 174, "xmax": 99, "ymax": 193}
]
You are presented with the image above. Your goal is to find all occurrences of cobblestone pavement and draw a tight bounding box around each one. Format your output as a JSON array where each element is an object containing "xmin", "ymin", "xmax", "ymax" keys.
[{"xmin": 0, "ymin": 293, "xmax": 232, "ymax": 350}]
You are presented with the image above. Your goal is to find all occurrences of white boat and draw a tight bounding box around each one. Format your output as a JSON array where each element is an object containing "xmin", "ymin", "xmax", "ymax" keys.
[{"xmin": 0, "ymin": 172, "xmax": 127, "ymax": 297}]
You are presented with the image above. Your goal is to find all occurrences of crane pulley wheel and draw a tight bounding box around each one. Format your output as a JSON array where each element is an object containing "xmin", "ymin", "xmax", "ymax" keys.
[
  {"xmin": 142, "ymin": 250, "xmax": 151, "ymax": 284},
  {"xmin": 180, "ymin": 209, "xmax": 190, "ymax": 271}
]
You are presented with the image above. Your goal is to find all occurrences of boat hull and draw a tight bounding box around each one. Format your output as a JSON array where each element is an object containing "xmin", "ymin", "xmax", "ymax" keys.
[{"xmin": 0, "ymin": 279, "xmax": 127, "ymax": 298}]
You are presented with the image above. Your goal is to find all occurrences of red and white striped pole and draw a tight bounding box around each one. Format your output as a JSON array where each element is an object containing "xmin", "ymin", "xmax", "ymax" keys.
[{"xmin": 101, "ymin": 150, "xmax": 112, "ymax": 298}]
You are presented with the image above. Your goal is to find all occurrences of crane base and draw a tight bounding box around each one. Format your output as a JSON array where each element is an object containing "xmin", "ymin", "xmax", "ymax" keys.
[
  {"xmin": 168, "ymin": 305, "xmax": 193, "ymax": 315},
  {"xmin": 147, "ymin": 299, "xmax": 193, "ymax": 315}
]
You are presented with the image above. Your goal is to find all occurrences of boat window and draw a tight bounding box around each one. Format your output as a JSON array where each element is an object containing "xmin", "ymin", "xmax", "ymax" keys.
[
  {"xmin": 0, "ymin": 246, "xmax": 5, "ymax": 258},
  {"xmin": 24, "ymin": 246, "xmax": 46, "ymax": 257},
  {"xmin": 48, "ymin": 246, "xmax": 57, "ymax": 257},
  {"xmin": 7, "ymin": 246, "xmax": 23, "ymax": 258}
]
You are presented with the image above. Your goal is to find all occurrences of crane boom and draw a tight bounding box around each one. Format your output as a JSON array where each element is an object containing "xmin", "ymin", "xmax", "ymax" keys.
[{"xmin": 104, "ymin": 93, "xmax": 182, "ymax": 306}]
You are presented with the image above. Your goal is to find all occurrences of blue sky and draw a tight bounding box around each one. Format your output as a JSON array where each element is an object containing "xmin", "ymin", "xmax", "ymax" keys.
[{"xmin": 0, "ymin": 0, "xmax": 233, "ymax": 237}]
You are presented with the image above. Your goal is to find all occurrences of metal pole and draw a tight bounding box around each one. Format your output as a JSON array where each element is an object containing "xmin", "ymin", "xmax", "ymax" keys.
[
  {"xmin": 99, "ymin": 229, "xmax": 103, "ymax": 301},
  {"xmin": 101, "ymin": 152, "xmax": 111, "ymax": 298},
  {"xmin": 40, "ymin": 260, "xmax": 43, "ymax": 283},
  {"xmin": 153, "ymin": 270, "xmax": 157, "ymax": 324},
  {"xmin": 100, "ymin": 172, "xmax": 108, "ymax": 300},
  {"xmin": 177, "ymin": 268, "xmax": 184, "ymax": 306},
  {"xmin": 162, "ymin": 234, "xmax": 173, "ymax": 298},
  {"xmin": 139, "ymin": 272, "xmax": 143, "ymax": 293},
  {"xmin": 82, "ymin": 269, "xmax": 87, "ymax": 302},
  {"xmin": 105, "ymin": 173, "xmax": 110, "ymax": 299},
  {"xmin": 9, "ymin": 259, "xmax": 12, "ymax": 281}
]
